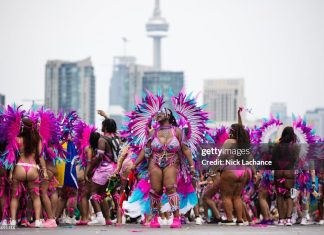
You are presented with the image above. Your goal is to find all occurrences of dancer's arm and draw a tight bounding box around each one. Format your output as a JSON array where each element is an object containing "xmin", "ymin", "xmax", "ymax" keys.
[
  {"xmin": 238, "ymin": 107, "xmax": 243, "ymax": 125},
  {"xmin": 84, "ymin": 147, "xmax": 92, "ymax": 182},
  {"xmin": 131, "ymin": 130, "xmax": 154, "ymax": 170},
  {"xmin": 176, "ymin": 128, "xmax": 195, "ymax": 174},
  {"xmin": 97, "ymin": 110, "xmax": 108, "ymax": 119},
  {"xmin": 115, "ymin": 144, "xmax": 129, "ymax": 174},
  {"xmin": 39, "ymin": 142, "xmax": 48, "ymax": 179},
  {"xmin": 131, "ymin": 148, "xmax": 145, "ymax": 170}
]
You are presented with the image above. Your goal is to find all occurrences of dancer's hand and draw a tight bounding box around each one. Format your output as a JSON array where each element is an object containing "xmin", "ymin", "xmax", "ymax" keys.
[
  {"xmin": 238, "ymin": 107, "xmax": 243, "ymax": 113},
  {"xmin": 97, "ymin": 110, "xmax": 108, "ymax": 118}
]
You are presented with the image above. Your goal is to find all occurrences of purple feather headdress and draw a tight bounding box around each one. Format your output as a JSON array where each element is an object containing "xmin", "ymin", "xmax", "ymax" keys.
[
  {"xmin": 37, "ymin": 107, "xmax": 65, "ymax": 162},
  {"xmin": 121, "ymin": 90, "xmax": 164, "ymax": 149},
  {"xmin": 209, "ymin": 126, "xmax": 229, "ymax": 144},
  {"xmin": 251, "ymin": 114, "xmax": 283, "ymax": 144},
  {"xmin": 59, "ymin": 111, "xmax": 79, "ymax": 142},
  {"xmin": 73, "ymin": 120, "xmax": 96, "ymax": 168},
  {"xmin": 171, "ymin": 90, "xmax": 212, "ymax": 154},
  {"xmin": 0, "ymin": 105, "xmax": 25, "ymax": 169},
  {"xmin": 292, "ymin": 115, "xmax": 320, "ymax": 144}
]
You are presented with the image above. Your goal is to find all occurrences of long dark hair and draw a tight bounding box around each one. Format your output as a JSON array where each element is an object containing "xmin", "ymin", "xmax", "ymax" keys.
[
  {"xmin": 229, "ymin": 123, "xmax": 250, "ymax": 147},
  {"xmin": 102, "ymin": 118, "xmax": 117, "ymax": 134},
  {"xmin": 90, "ymin": 132, "xmax": 101, "ymax": 150},
  {"xmin": 279, "ymin": 126, "xmax": 296, "ymax": 143},
  {"xmin": 18, "ymin": 118, "xmax": 41, "ymax": 157},
  {"xmin": 168, "ymin": 109, "xmax": 178, "ymax": 127},
  {"xmin": 273, "ymin": 126, "xmax": 298, "ymax": 169}
]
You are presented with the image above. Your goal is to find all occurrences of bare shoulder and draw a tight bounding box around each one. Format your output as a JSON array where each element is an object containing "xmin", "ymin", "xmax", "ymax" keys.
[{"xmin": 224, "ymin": 139, "xmax": 236, "ymax": 144}]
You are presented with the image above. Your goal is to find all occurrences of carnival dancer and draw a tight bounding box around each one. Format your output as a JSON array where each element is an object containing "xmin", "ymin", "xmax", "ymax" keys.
[
  {"xmin": 201, "ymin": 126, "xmax": 228, "ymax": 224},
  {"xmin": 55, "ymin": 111, "xmax": 79, "ymax": 224},
  {"xmin": 73, "ymin": 120, "xmax": 96, "ymax": 225},
  {"xmin": 125, "ymin": 90, "xmax": 210, "ymax": 228},
  {"xmin": 251, "ymin": 115, "xmax": 283, "ymax": 224},
  {"xmin": 291, "ymin": 116, "xmax": 320, "ymax": 225},
  {"xmin": 36, "ymin": 108, "xmax": 65, "ymax": 228},
  {"xmin": 272, "ymin": 127, "xmax": 299, "ymax": 226},
  {"xmin": 0, "ymin": 105, "xmax": 48, "ymax": 227},
  {"xmin": 218, "ymin": 107, "xmax": 251, "ymax": 225},
  {"xmin": 87, "ymin": 117, "xmax": 120, "ymax": 226}
]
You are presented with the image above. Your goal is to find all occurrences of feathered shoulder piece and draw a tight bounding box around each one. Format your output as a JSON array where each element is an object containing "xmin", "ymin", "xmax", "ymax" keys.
[
  {"xmin": 252, "ymin": 114, "xmax": 283, "ymax": 144},
  {"xmin": 0, "ymin": 105, "xmax": 25, "ymax": 169},
  {"xmin": 171, "ymin": 90, "xmax": 212, "ymax": 154},
  {"xmin": 38, "ymin": 107, "xmax": 64, "ymax": 161},
  {"xmin": 122, "ymin": 90, "xmax": 164, "ymax": 149},
  {"xmin": 292, "ymin": 115, "xmax": 320, "ymax": 144},
  {"xmin": 73, "ymin": 120, "xmax": 96, "ymax": 168},
  {"xmin": 292, "ymin": 115, "xmax": 321, "ymax": 160},
  {"xmin": 59, "ymin": 111, "xmax": 79, "ymax": 142},
  {"xmin": 209, "ymin": 126, "xmax": 229, "ymax": 144}
]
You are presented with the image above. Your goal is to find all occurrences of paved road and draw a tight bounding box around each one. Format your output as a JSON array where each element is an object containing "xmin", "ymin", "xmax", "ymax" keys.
[{"xmin": 1, "ymin": 224, "xmax": 323, "ymax": 235}]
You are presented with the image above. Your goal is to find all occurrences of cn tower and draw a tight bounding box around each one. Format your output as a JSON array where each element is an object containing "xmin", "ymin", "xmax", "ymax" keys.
[{"xmin": 146, "ymin": 0, "xmax": 169, "ymax": 71}]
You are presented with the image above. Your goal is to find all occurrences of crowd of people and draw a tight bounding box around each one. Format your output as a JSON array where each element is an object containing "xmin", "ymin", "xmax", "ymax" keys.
[{"xmin": 0, "ymin": 90, "xmax": 323, "ymax": 228}]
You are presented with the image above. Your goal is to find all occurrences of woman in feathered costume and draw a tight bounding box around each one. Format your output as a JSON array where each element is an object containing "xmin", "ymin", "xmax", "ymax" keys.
[
  {"xmin": 272, "ymin": 126, "xmax": 299, "ymax": 226},
  {"xmin": 217, "ymin": 107, "xmax": 251, "ymax": 225},
  {"xmin": 36, "ymin": 107, "xmax": 65, "ymax": 228},
  {"xmin": 292, "ymin": 116, "xmax": 320, "ymax": 225},
  {"xmin": 251, "ymin": 114, "xmax": 282, "ymax": 225},
  {"xmin": 87, "ymin": 117, "xmax": 120, "ymax": 226},
  {"xmin": 0, "ymin": 105, "xmax": 48, "ymax": 227},
  {"xmin": 201, "ymin": 126, "xmax": 228, "ymax": 224},
  {"xmin": 73, "ymin": 120, "xmax": 96, "ymax": 225},
  {"xmin": 0, "ymin": 109, "xmax": 10, "ymax": 225},
  {"xmin": 127, "ymin": 90, "xmax": 209, "ymax": 228},
  {"xmin": 54, "ymin": 111, "xmax": 79, "ymax": 224}
]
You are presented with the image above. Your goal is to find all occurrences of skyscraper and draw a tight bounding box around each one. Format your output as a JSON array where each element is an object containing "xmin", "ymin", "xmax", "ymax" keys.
[
  {"xmin": 146, "ymin": 0, "xmax": 169, "ymax": 70},
  {"xmin": 305, "ymin": 108, "xmax": 324, "ymax": 138},
  {"xmin": 270, "ymin": 102, "xmax": 288, "ymax": 123},
  {"xmin": 45, "ymin": 57, "xmax": 96, "ymax": 124},
  {"xmin": 142, "ymin": 71, "xmax": 184, "ymax": 106},
  {"xmin": 0, "ymin": 94, "xmax": 5, "ymax": 106},
  {"xmin": 203, "ymin": 79, "xmax": 245, "ymax": 122},
  {"xmin": 109, "ymin": 56, "xmax": 152, "ymax": 112}
]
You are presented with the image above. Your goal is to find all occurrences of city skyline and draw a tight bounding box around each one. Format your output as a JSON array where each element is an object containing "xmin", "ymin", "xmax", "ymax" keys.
[{"xmin": 0, "ymin": 0, "xmax": 323, "ymax": 120}]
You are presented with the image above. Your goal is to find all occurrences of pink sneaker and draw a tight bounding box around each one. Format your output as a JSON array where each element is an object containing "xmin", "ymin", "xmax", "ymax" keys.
[
  {"xmin": 170, "ymin": 216, "xmax": 182, "ymax": 228},
  {"xmin": 43, "ymin": 219, "xmax": 57, "ymax": 228},
  {"xmin": 76, "ymin": 220, "xmax": 88, "ymax": 226},
  {"xmin": 106, "ymin": 220, "xmax": 113, "ymax": 225},
  {"xmin": 150, "ymin": 216, "xmax": 160, "ymax": 228}
]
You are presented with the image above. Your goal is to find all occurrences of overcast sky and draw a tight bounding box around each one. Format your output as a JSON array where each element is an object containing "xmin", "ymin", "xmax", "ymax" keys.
[{"xmin": 0, "ymin": 0, "xmax": 323, "ymax": 120}]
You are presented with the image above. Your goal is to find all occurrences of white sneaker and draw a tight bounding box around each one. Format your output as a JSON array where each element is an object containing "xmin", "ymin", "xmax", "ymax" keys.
[
  {"xmin": 122, "ymin": 215, "xmax": 126, "ymax": 225},
  {"xmin": 195, "ymin": 216, "xmax": 203, "ymax": 225},
  {"xmin": 159, "ymin": 218, "xmax": 167, "ymax": 226},
  {"xmin": 278, "ymin": 219, "xmax": 285, "ymax": 226},
  {"xmin": 35, "ymin": 220, "xmax": 42, "ymax": 228},
  {"xmin": 167, "ymin": 218, "xmax": 173, "ymax": 225},
  {"xmin": 318, "ymin": 220, "xmax": 324, "ymax": 225},
  {"xmin": 88, "ymin": 217, "xmax": 106, "ymax": 226},
  {"xmin": 243, "ymin": 221, "xmax": 249, "ymax": 226},
  {"xmin": 286, "ymin": 218, "xmax": 292, "ymax": 226},
  {"xmin": 70, "ymin": 216, "xmax": 78, "ymax": 225},
  {"xmin": 301, "ymin": 217, "xmax": 308, "ymax": 225},
  {"xmin": 1, "ymin": 219, "xmax": 8, "ymax": 226},
  {"xmin": 10, "ymin": 220, "xmax": 17, "ymax": 226}
]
